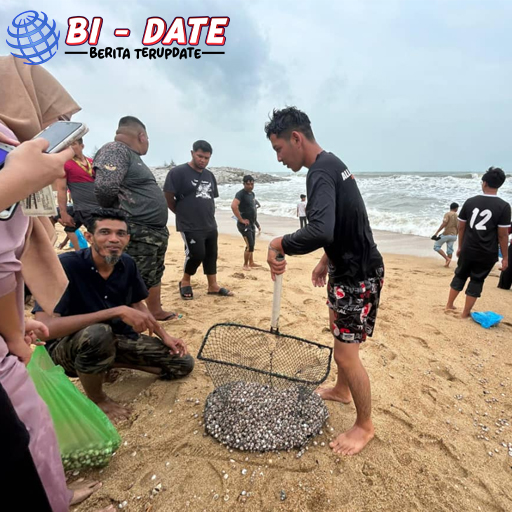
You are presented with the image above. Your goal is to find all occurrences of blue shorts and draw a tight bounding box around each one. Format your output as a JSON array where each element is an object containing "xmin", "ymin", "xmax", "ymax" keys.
[{"xmin": 434, "ymin": 234, "xmax": 457, "ymax": 256}]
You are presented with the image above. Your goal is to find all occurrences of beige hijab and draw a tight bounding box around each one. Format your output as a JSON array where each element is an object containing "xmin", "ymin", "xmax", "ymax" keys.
[{"xmin": 0, "ymin": 56, "xmax": 81, "ymax": 313}]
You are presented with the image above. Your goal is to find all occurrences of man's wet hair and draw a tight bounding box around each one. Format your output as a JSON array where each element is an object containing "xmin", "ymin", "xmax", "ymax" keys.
[
  {"xmin": 300, "ymin": 194, "xmax": 306, "ymax": 199},
  {"xmin": 482, "ymin": 167, "xmax": 506, "ymax": 189},
  {"xmin": 192, "ymin": 140, "xmax": 213, "ymax": 154},
  {"xmin": 118, "ymin": 116, "xmax": 146, "ymax": 132},
  {"xmin": 86, "ymin": 208, "xmax": 129, "ymax": 233},
  {"xmin": 264, "ymin": 106, "xmax": 315, "ymax": 141},
  {"xmin": 450, "ymin": 202, "xmax": 459, "ymax": 210}
]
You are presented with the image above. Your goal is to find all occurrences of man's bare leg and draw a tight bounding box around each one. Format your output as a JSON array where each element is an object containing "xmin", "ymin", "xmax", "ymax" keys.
[
  {"xmin": 243, "ymin": 249, "xmax": 251, "ymax": 271},
  {"xmin": 436, "ymin": 248, "xmax": 449, "ymax": 264},
  {"xmin": 328, "ymin": 340, "xmax": 374, "ymax": 456},
  {"xmin": 249, "ymin": 252, "xmax": 262, "ymax": 268},
  {"xmin": 67, "ymin": 231, "xmax": 80, "ymax": 252},
  {"xmin": 444, "ymin": 254, "xmax": 453, "ymax": 268},
  {"xmin": 146, "ymin": 284, "xmax": 177, "ymax": 320},
  {"xmin": 445, "ymin": 287, "xmax": 460, "ymax": 310},
  {"xmin": 77, "ymin": 371, "xmax": 131, "ymax": 421},
  {"xmin": 317, "ymin": 310, "xmax": 352, "ymax": 403},
  {"xmin": 461, "ymin": 295, "xmax": 478, "ymax": 318}
]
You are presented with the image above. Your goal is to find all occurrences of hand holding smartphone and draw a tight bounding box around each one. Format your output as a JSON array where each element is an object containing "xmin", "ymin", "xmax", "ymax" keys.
[{"xmin": 0, "ymin": 122, "xmax": 87, "ymax": 219}]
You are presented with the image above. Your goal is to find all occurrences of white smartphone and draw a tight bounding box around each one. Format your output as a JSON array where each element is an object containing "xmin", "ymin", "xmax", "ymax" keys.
[
  {"xmin": 0, "ymin": 121, "xmax": 88, "ymax": 220},
  {"xmin": 33, "ymin": 121, "xmax": 89, "ymax": 153}
]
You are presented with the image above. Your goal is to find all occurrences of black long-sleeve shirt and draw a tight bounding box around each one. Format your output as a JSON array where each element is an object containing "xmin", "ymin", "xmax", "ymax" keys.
[{"xmin": 281, "ymin": 151, "xmax": 382, "ymax": 283}]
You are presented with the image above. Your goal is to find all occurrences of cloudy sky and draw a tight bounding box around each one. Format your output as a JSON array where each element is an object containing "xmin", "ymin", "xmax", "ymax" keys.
[{"xmin": 1, "ymin": 0, "xmax": 511, "ymax": 173}]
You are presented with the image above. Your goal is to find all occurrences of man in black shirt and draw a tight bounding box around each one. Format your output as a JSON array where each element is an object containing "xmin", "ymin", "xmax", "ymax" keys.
[
  {"xmin": 265, "ymin": 107, "xmax": 383, "ymax": 456},
  {"xmin": 34, "ymin": 209, "xmax": 194, "ymax": 421},
  {"xmin": 231, "ymin": 175, "xmax": 262, "ymax": 270},
  {"xmin": 446, "ymin": 167, "xmax": 511, "ymax": 317},
  {"xmin": 164, "ymin": 140, "xmax": 233, "ymax": 299}
]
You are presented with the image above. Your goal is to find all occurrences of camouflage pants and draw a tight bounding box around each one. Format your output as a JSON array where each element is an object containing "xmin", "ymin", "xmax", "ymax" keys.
[
  {"xmin": 49, "ymin": 324, "xmax": 194, "ymax": 380},
  {"xmin": 126, "ymin": 223, "xmax": 169, "ymax": 289}
]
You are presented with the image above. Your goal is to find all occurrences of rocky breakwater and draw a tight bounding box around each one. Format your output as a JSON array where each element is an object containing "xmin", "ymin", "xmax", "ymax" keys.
[{"xmin": 151, "ymin": 165, "xmax": 286, "ymax": 187}]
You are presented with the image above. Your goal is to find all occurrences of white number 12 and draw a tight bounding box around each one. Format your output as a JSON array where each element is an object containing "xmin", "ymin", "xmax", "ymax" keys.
[{"xmin": 469, "ymin": 208, "xmax": 492, "ymax": 230}]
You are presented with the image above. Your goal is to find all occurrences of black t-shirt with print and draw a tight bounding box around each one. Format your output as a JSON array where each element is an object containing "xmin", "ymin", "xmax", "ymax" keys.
[
  {"xmin": 234, "ymin": 189, "xmax": 257, "ymax": 223},
  {"xmin": 164, "ymin": 164, "xmax": 219, "ymax": 232},
  {"xmin": 458, "ymin": 194, "xmax": 511, "ymax": 260},
  {"xmin": 281, "ymin": 151, "xmax": 382, "ymax": 284}
]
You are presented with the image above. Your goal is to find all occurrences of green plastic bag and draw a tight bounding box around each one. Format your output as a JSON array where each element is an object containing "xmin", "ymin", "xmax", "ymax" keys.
[{"xmin": 27, "ymin": 346, "xmax": 121, "ymax": 471}]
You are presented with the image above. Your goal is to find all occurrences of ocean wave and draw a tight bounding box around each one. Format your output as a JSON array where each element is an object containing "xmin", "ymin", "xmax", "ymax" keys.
[{"xmin": 212, "ymin": 170, "xmax": 512, "ymax": 238}]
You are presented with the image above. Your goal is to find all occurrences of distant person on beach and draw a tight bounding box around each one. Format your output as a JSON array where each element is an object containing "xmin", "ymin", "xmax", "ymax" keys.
[
  {"xmin": 33, "ymin": 209, "xmax": 193, "ymax": 422},
  {"xmin": 432, "ymin": 202, "xmax": 459, "ymax": 267},
  {"xmin": 55, "ymin": 137, "xmax": 98, "ymax": 252},
  {"xmin": 497, "ymin": 227, "xmax": 512, "ymax": 290},
  {"xmin": 231, "ymin": 175, "xmax": 262, "ymax": 270},
  {"xmin": 164, "ymin": 140, "xmax": 234, "ymax": 300},
  {"xmin": 93, "ymin": 116, "xmax": 178, "ymax": 321},
  {"xmin": 297, "ymin": 194, "xmax": 307, "ymax": 228},
  {"xmin": 445, "ymin": 167, "xmax": 511, "ymax": 317},
  {"xmin": 265, "ymin": 107, "xmax": 384, "ymax": 456}
]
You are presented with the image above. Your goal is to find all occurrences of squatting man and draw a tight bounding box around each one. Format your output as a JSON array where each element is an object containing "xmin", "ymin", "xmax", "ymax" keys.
[{"xmin": 34, "ymin": 209, "xmax": 194, "ymax": 421}]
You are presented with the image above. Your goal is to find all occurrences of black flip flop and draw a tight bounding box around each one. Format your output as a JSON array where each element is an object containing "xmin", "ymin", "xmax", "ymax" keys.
[
  {"xmin": 207, "ymin": 287, "xmax": 233, "ymax": 297},
  {"xmin": 179, "ymin": 281, "xmax": 193, "ymax": 300}
]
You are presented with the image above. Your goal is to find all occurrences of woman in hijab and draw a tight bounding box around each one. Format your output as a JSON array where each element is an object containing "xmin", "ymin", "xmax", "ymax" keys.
[{"xmin": 0, "ymin": 56, "xmax": 111, "ymax": 512}]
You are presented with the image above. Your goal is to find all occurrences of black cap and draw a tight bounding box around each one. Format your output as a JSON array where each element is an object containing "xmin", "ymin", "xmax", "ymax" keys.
[{"xmin": 243, "ymin": 175, "xmax": 254, "ymax": 183}]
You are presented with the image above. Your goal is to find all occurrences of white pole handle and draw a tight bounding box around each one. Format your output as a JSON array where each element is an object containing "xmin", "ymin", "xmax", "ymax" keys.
[{"xmin": 271, "ymin": 273, "xmax": 283, "ymax": 332}]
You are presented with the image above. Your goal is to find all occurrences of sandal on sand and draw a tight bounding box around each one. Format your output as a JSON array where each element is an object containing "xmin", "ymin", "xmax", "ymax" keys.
[
  {"xmin": 207, "ymin": 287, "xmax": 233, "ymax": 297},
  {"xmin": 179, "ymin": 282, "xmax": 193, "ymax": 300}
]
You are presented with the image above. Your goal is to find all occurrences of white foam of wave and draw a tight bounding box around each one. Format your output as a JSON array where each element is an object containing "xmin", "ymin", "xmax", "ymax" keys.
[{"xmin": 215, "ymin": 172, "xmax": 512, "ymax": 238}]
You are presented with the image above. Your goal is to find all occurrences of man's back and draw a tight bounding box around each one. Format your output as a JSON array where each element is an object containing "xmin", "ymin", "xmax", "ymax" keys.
[
  {"xmin": 443, "ymin": 211, "xmax": 458, "ymax": 236},
  {"xmin": 459, "ymin": 194, "xmax": 511, "ymax": 259},
  {"xmin": 93, "ymin": 141, "xmax": 168, "ymax": 228}
]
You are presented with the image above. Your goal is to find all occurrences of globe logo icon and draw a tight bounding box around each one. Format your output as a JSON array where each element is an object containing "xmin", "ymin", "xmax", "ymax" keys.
[{"xmin": 6, "ymin": 10, "xmax": 60, "ymax": 66}]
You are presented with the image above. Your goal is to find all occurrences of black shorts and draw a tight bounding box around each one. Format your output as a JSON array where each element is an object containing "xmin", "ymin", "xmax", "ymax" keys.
[
  {"xmin": 237, "ymin": 222, "xmax": 256, "ymax": 252},
  {"xmin": 450, "ymin": 255, "xmax": 496, "ymax": 298},
  {"xmin": 55, "ymin": 206, "xmax": 93, "ymax": 233},
  {"xmin": 327, "ymin": 266, "xmax": 384, "ymax": 343},
  {"xmin": 181, "ymin": 229, "xmax": 218, "ymax": 276}
]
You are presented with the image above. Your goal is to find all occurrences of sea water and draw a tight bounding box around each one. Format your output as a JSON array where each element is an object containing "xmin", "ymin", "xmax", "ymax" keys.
[{"xmin": 215, "ymin": 171, "xmax": 512, "ymax": 238}]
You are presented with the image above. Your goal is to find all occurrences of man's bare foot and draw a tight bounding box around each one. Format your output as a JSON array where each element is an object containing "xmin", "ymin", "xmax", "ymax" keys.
[
  {"xmin": 95, "ymin": 397, "xmax": 131, "ymax": 421},
  {"xmin": 316, "ymin": 386, "xmax": 352, "ymax": 404},
  {"xmin": 444, "ymin": 259, "xmax": 451, "ymax": 268},
  {"xmin": 69, "ymin": 479, "xmax": 102, "ymax": 505},
  {"xmin": 445, "ymin": 304, "xmax": 457, "ymax": 311},
  {"xmin": 329, "ymin": 423, "xmax": 374, "ymax": 456},
  {"xmin": 243, "ymin": 265, "xmax": 251, "ymax": 271},
  {"xmin": 250, "ymin": 263, "xmax": 262, "ymax": 268},
  {"xmin": 460, "ymin": 312, "xmax": 471, "ymax": 319}
]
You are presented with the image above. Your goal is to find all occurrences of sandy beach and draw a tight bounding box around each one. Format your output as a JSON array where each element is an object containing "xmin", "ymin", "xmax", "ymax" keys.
[{"xmin": 49, "ymin": 219, "xmax": 512, "ymax": 512}]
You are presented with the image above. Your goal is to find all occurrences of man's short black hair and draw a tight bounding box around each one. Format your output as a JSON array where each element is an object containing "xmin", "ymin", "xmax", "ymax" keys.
[
  {"xmin": 264, "ymin": 106, "xmax": 315, "ymax": 141},
  {"xmin": 450, "ymin": 202, "xmax": 459, "ymax": 210},
  {"xmin": 192, "ymin": 140, "xmax": 213, "ymax": 154},
  {"xmin": 243, "ymin": 175, "xmax": 254, "ymax": 183},
  {"xmin": 118, "ymin": 116, "xmax": 146, "ymax": 132},
  {"xmin": 86, "ymin": 208, "xmax": 129, "ymax": 233},
  {"xmin": 482, "ymin": 167, "xmax": 506, "ymax": 189},
  {"xmin": 300, "ymin": 194, "xmax": 306, "ymax": 199}
]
